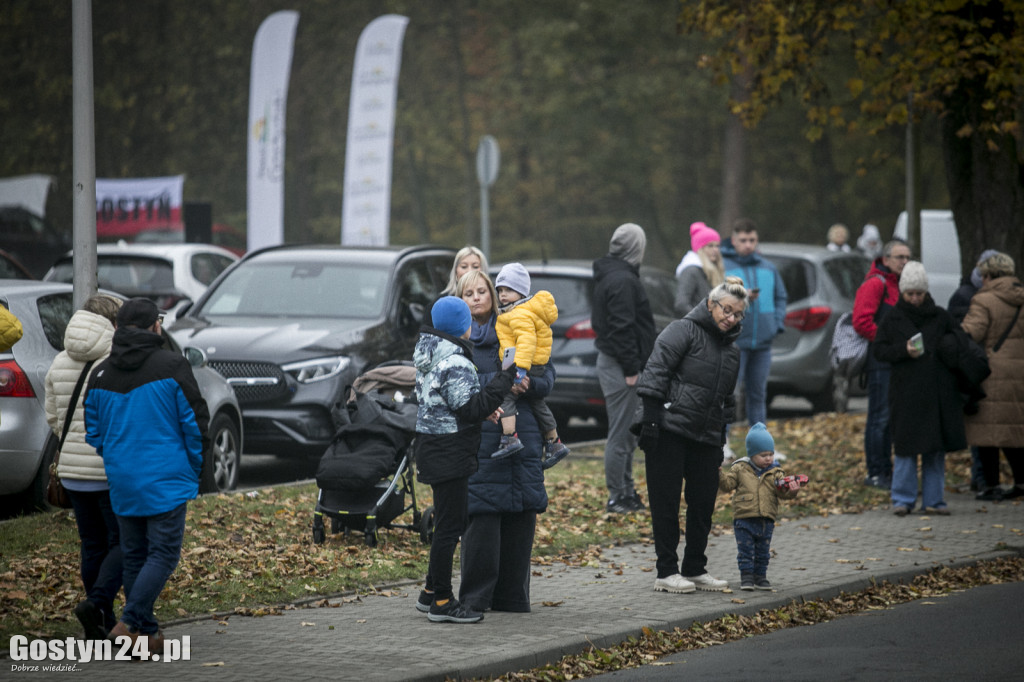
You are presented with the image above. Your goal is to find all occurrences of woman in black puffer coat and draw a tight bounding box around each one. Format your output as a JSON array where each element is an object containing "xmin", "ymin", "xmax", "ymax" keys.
[
  {"xmin": 456, "ymin": 270, "xmax": 553, "ymax": 613},
  {"xmin": 634, "ymin": 276, "xmax": 747, "ymax": 594}
]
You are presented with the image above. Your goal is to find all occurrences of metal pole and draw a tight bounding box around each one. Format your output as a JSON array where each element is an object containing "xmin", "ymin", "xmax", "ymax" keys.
[
  {"xmin": 72, "ymin": 0, "xmax": 97, "ymax": 310},
  {"xmin": 480, "ymin": 184, "xmax": 490, "ymax": 262}
]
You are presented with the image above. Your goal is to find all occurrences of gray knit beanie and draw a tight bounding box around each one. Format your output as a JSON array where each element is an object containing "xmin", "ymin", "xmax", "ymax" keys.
[
  {"xmin": 495, "ymin": 262, "xmax": 531, "ymax": 297},
  {"xmin": 609, "ymin": 223, "xmax": 646, "ymax": 267}
]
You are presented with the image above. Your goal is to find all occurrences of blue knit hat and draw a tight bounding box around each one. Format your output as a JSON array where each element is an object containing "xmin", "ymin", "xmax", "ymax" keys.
[
  {"xmin": 745, "ymin": 422, "xmax": 775, "ymax": 455},
  {"xmin": 431, "ymin": 296, "xmax": 472, "ymax": 338}
]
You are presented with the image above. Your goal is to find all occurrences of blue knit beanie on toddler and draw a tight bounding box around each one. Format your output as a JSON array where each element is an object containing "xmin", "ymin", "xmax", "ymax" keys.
[
  {"xmin": 745, "ymin": 422, "xmax": 775, "ymax": 455},
  {"xmin": 431, "ymin": 296, "xmax": 472, "ymax": 338}
]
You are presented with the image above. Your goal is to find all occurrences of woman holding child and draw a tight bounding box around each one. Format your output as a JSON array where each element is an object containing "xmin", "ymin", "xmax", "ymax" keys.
[{"xmin": 455, "ymin": 268, "xmax": 554, "ymax": 613}]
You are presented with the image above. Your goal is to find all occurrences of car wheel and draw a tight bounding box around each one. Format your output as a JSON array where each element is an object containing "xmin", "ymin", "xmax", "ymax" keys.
[{"xmin": 200, "ymin": 413, "xmax": 240, "ymax": 493}]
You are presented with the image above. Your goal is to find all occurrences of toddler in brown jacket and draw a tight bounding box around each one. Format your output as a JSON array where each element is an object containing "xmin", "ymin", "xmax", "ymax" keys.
[{"xmin": 719, "ymin": 422, "xmax": 807, "ymax": 591}]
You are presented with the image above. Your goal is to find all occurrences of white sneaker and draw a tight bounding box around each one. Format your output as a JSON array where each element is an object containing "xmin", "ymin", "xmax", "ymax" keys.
[
  {"xmin": 653, "ymin": 574, "xmax": 696, "ymax": 594},
  {"xmin": 683, "ymin": 573, "xmax": 728, "ymax": 591}
]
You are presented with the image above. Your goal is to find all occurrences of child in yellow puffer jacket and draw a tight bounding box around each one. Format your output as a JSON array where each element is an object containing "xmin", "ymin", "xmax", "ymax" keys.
[{"xmin": 491, "ymin": 263, "xmax": 570, "ymax": 468}]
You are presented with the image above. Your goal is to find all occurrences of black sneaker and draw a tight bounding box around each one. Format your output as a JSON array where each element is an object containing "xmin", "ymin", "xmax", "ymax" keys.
[
  {"xmin": 863, "ymin": 475, "xmax": 891, "ymax": 490},
  {"xmin": 74, "ymin": 600, "xmax": 109, "ymax": 640},
  {"xmin": 427, "ymin": 598, "xmax": 484, "ymax": 624},
  {"xmin": 1002, "ymin": 485, "xmax": 1024, "ymax": 499},
  {"xmin": 740, "ymin": 573, "xmax": 755, "ymax": 591},
  {"xmin": 626, "ymin": 492, "xmax": 646, "ymax": 511},
  {"xmin": 415, "ymin": 590, "xmax": 433, "ymax": 613},
  {"xmin": 976, "ymin": 487, "xmax": 1003, "ymax": 501},
  {"xmin": 754, "ymin": 577, "xmax": 772, "ymax": 591},
  {"xmin": 606, "ymin": 497, "xmax": 633, "ymax": 514}
]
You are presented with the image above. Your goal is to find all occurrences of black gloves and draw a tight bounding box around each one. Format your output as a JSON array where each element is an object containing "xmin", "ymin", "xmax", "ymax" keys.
[{"xmin": 637, "ymin": 422, "xmax": 660, "ymax": 453}]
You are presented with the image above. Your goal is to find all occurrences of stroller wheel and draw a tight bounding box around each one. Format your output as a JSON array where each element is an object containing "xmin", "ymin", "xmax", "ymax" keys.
[
  {"xmin": 419, "ymin": 505, "xmax": 435, "ymax": 545},
  {"xmin": 331, "ymin": 516, "xmax": 344, "ymax": 534},
  {"xmin": 312, "ymin": 515, "xmax": 326, "ymax": 545},
  {"xmin": 364, "ymin": 531, "xmax": 378, "ymax": 547}
]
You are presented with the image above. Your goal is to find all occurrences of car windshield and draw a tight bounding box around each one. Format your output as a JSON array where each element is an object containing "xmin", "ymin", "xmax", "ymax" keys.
[
  {"xmin": 196, "ymin": 260, "xmax": 389, "ymax": 319},
  {"xmin": 49, "ymin": 257, "xmax": 176, "ymax": 294}
]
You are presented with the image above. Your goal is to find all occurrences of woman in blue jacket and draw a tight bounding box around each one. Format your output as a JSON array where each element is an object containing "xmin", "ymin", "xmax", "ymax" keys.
[{"xmin": 455, "ymin": 269, "xmax": 554, "ymax": 613}]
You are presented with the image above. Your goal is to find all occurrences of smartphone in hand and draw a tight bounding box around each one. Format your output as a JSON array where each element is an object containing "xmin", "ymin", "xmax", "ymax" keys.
[{"xmin": 501, "ymin": 347, "xmax": 517, "ymax": 370}]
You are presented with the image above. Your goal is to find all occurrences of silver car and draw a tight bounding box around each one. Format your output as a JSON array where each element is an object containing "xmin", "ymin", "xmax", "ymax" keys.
[
  {"xmin": 0, "ymin": 280, "xmax": 243, "ymax": 514},
  {"xmin": 756, "ymin": 243, "xmax": 871, "ymax": 413}
]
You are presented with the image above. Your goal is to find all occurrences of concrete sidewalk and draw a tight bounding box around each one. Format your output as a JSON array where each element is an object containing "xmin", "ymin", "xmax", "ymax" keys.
[{"xmin": 23, "ymin": 491, "xmax": 1023, "ymax": 681}]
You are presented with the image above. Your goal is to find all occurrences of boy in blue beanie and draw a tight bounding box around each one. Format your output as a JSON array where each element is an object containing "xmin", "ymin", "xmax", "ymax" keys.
[
  {"xmin": 412, "ymin": 297, "xmax": 516, "ymax": 623},
  {"xmin": 719, "ymin": 422, "xmax": 807, "ymax": 591}
]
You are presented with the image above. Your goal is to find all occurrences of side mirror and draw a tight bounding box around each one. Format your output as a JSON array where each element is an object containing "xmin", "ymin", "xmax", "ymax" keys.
[{"xmin": 183, "ymin": 346, "xmax": 208, "ymax": 368}]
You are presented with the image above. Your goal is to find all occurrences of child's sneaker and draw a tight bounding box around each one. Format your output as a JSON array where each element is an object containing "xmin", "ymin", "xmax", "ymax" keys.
[
  {"xmin": 740, "ymin": 573, "xmax": 755, "ymax": 591},
  {"xmin": 492, "ymin": 434, "xmax": 525, "ymax": 459},
  {"xmin": 754, "ymin": 576, "xmax": 772, "ymax": 591},
  {"xmin": 541, "ymin": 439, "xmax": 570, "ymax": 469}
]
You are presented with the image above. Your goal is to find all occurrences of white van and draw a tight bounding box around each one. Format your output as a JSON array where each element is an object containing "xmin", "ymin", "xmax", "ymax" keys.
[{"xmin": 893, "ymin": 209, "xmax": 961, "ymax": 306}]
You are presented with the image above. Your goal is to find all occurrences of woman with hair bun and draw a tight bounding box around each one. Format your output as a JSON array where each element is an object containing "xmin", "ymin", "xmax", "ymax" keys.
[{"xmin": 634, "ymin": 276, "xmax": 748, "ymax": 595}]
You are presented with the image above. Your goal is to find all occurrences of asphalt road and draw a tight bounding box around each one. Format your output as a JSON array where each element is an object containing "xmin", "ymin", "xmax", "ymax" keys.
[{"xmin": 593, "ymin": 581, "xmax": 1024, "ymax": 681}]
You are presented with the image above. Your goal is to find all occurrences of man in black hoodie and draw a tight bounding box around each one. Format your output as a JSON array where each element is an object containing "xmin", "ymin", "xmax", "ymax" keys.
[{"xmin": 592, "ymin": 223, "xmax": 656, "ymax": 513}]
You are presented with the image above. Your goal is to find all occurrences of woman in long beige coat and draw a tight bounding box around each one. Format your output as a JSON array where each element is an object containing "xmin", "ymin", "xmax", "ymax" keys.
[{"xmin": 961, "ymin": 252, "xmax": 1024, "ymax": 501}]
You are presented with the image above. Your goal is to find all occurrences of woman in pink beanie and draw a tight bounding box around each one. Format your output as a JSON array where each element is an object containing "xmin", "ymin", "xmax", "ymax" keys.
[{"xmin": 674, "ymin": 222, "xmax": 725, "ymax": 316}]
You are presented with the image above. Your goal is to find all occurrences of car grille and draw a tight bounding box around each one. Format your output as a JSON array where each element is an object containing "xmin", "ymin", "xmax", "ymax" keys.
[{"xmin": 208, "ymin": 361, "xmax": 289, "ymax": 405}]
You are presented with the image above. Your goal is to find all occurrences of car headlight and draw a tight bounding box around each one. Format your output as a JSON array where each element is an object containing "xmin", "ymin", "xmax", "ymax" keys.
[{"xmin": 281, "ymin": 356, "xmax": 351, "ymax": 384}]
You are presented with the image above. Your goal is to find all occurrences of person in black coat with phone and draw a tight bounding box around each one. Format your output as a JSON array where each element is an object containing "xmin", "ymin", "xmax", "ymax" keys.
[{"xmin": 874, "ymin": 262, "xmax": 966, "ymax": 516}]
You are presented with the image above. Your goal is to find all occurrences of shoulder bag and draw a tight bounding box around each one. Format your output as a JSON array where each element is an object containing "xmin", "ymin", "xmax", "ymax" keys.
[
  {"xmin": 992, "ymin": 305, "xmax": 1022, "ymax": 353},
  {"xmin": 46, "ymin": 360, "xmax": 95, "ymax": 509},
  {"xmin": 830, "ymin": 275, "xmax": 886, "ymax": 379}
]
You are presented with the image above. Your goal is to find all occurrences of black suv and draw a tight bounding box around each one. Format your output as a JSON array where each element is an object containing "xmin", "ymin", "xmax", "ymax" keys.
[{"xmin": 168, "ymin": 244, "xmax": 455, "ymax": 458}]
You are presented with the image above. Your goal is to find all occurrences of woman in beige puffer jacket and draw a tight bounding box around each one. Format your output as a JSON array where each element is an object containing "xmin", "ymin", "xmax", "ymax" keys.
[
  {"xmin": 43, "ymin": 294, "xmax": 123, "ymax": 639},
  {"xmin": 961, "ymin": 252, "xmax": 1024, "ymax": 501}
]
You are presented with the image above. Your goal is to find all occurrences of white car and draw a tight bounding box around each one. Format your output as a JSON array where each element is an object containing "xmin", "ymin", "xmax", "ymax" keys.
[{"xmin": 44, "ymin": 242, "xmax": 239, "ymax": 311}]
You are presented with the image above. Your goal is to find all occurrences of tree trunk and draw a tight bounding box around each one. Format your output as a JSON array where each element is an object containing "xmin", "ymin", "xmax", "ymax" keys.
[
  {"xmin": 941, "ymin": 77, "xmax": 1024, "ymax": 274},
  {"xmin": 718, "ymin": 71, "xmax": 750, "ymax": 236}
]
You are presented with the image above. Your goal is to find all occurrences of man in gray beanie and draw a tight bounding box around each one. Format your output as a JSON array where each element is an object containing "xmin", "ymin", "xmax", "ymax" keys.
[{"xmin": 592, "ymin": 223, "xmax": 657, "ymax": 513}]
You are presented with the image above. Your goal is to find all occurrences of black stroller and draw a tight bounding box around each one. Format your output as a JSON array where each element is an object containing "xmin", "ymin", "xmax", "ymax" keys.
[{"xmin": 312, "ymin": 362, "xmax": 432, "ymax": 546}]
